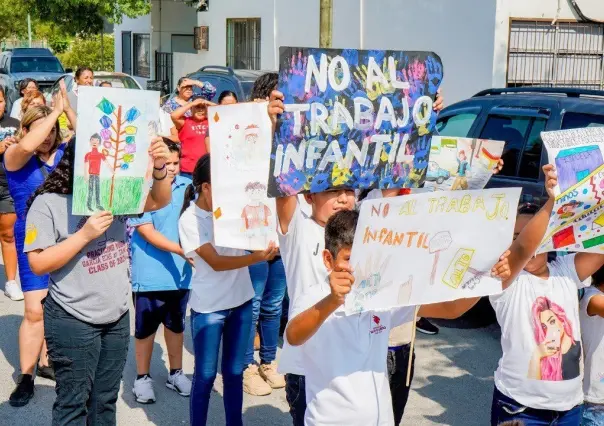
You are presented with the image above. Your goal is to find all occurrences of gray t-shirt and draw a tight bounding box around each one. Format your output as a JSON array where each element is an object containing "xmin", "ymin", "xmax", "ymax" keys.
[{"xmin": 25, "ymin": 193, "xmax": 130, "ymax": 324}]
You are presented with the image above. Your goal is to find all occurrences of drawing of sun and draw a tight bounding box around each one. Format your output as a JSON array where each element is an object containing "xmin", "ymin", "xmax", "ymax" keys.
[{"xmin": 349, "ymin": 255, "xmax": 394, "ymax": 313}]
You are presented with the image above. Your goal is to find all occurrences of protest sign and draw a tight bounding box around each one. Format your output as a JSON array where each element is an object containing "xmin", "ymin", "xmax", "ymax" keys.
[
  {"xmin": 424, "ymin": 136, "xmax": 504, "ymax": 191},
  {"xmin": 538, "ymin": 127, "xmax": 604, "ymax": 253},
  {"xmin": 208, "ymin": 102, "xmax": 278, "ymax": 250},
  {"xmin": 73, "ymin": 86, "xmax": 160, "ymax": 215},
  {"xmin": 268, "ymin": 47, "xmax": 444, "ymax": 197},
  {"xmin": 346, "ymin": 188, "xmax": 520, "ymax": 314}
]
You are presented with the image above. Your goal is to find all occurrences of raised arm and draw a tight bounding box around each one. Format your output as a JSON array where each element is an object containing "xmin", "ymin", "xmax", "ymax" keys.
[
  {"xmin": 59, "ymin": 80, "xmax": 76, "ymax": 130},
  {"xmin": 195, "ymin": 241, "xmax": 278, "ymax": 272},
  {"xmin": 574, "ymin": 254, "xmax": 604, "ymax": 282},
  {"xmin": 170, "ymin": 101, "xmax": 195, "ymax": 130},
  {"xmin": 143, "ymin": 138, "xmax": 172, "ymax": 212},
  {"xmin": 418, "ymin": 297, "xmax": 481, "ymax": 320}
]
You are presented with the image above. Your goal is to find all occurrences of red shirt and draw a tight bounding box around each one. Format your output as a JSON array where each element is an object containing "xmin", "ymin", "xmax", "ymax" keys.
[
  {"xmin": 84, "ymin": 148, "xmax": 106, "ymax": 175},
  {"xmin": 241, "ymin": 204, "xmax": 271, "ymax": 230},
  {"xmin": 398, "ymin": 188, "xmax": 411, "ymax": 196},
  {"xmin": 179, "ymin": 118, "xmax": 209, "ymax": 173}
]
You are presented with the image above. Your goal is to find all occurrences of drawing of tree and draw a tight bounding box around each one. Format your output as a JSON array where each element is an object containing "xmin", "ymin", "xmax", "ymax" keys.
[{"xmin": 96, "ymin": 98, "xmax": 141, "ymax": 207}]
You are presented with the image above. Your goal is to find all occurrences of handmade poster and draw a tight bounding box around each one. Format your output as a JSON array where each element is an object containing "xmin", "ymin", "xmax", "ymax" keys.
[
  {"xmin": 208, "ymin": 102, "xmax": 278, "ymax": 250},
  {"xmin": 345, "ymin": 188, "xmax": 521, "ymax": 314},
  {"xmin": 73, "ymin": 87, "xmax": 160, "ymax": 215},
  {"xmin": 537, "ymin": 127, "xmax": 604, "ymax": 254},
  {"xmin": 268, "ymin": 47, "xmax": 444, "ymax": 197},
  {"xmin": 424, "ymin": 136, "xmax": 505, "ymax": 191}
]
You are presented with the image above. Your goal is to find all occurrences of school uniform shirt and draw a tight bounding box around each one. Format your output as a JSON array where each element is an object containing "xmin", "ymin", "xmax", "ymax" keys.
[
  {"xmin": 24, "ymin": 194, "xmax": 130, "ymax": 324},
  {"xmin": 178, "ymin": 118, "xmax": 209, "ymax": 174},
  {"xmin": 580, "ymin": 286, "xmax": 604, "ymax": 404},
  {"xmin": 129, "ymin": 175, "xmax": 193, "ymax": 292},
  {"xmin": 178, "ymin": 201, "xmax": 253, "ymax": 313},
  {"xmin": 300, "ymin": 303, "xmax": 415, "ymax": 426},
  {"xmin": 489, "ymin": 254, "xmax": 590, "ymax": 411}
]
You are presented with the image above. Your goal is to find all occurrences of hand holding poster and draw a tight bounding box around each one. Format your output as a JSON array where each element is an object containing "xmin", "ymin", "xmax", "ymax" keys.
[
  {"xmin": 424, "ymin": 136, "xmax": 504, "ymax": 191},
  {"xmin": 268, "ymin": 47, "xmax": 443, "ymax": 197},
  {"xmin": 208, "ymin": 102, "xmax": 278, "ymax": 250},
  {"xmin": 346, "ymin": 188, "xmax": 521, "ymax": 314},
  {"xmin": 538, "ymin": 127, "xmax": 604, "ymax": 253},
  {"xmin": 73, "ymin": 86, "xmax": 160, "ymax": 215}
]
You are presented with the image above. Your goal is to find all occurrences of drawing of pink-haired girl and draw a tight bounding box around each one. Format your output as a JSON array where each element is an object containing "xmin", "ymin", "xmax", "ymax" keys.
[{"xmin": 528, "ymin": 296, "xmax": 581, "ymax": 381}]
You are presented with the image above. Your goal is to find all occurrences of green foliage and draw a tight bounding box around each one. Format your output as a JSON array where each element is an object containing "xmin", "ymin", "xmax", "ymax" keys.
[
  {"xmin": 0, "ymin": 0, "xmax": 28, "ymax": 42},
  {"xmin": 73, "ymin": 175, "xmax": 145, "ymax": 215},
  {"xmin": 57, "ymin": 35, "xmax": 115, "ymax": 72}
]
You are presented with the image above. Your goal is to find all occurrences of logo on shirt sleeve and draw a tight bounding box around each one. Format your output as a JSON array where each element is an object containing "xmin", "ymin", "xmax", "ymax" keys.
[
  {"xmin": 370, "ymin": 314, "xmax": 386, "ymax": 335},
  {"xmin": 25, "ymin": 224, "xmax": 38, "ymax": 245}
]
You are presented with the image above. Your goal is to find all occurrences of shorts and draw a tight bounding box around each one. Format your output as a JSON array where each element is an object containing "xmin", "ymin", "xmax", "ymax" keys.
[
  {"xmin": 133, "ymin": 289, "xmax": 190, "ymax": 339},
  {"xmin": 0, "ymin": 186, "xmax": 15, "ymax": 214}
]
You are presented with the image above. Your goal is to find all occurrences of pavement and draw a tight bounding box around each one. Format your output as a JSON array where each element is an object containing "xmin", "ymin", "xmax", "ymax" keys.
[{"xmin": 0, "ymin": 261, "xmax": 502, "ymax": 425}]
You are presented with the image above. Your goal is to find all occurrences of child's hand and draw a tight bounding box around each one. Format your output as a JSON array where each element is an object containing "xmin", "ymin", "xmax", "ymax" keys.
[
  {"xmin": 543, "ymin": 164, "xmax": 557, "ymax": 199},
  {"xmin": 492, "ymin": 159, "xmax": 504, "ymax": 175},
  {"xmin": 329, "ymin": 266, "xmax": 354, "ymax": 306},
  {"xmin": 268, "ymin": 90, "xmax": 285, "ymax": 127},
  {"xmin": 433, "ymin": 88, "xmax": 444, "ymax": 112},
  {"xmin": 79, "ymin": 211, "xmax": 113, "ymax": 242},
  {"xmin": 491, "ymin": 250, "xmax": 511, "ymax": 280},
  {"xmin": 148, "ymin": 137, "xmax": 169, "ymax": 170},
  {"xmin": 254, "ymin": 241, "xmax": 279, "ymax": 261},
  {"xmin": 59, "ymin": 79, "xmax": 71, "ymax": 112}
]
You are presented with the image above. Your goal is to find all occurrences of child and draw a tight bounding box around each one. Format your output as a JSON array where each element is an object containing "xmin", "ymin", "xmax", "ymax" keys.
[
  {"xmin": 23, "ymin": 137, "xmax": 172, "ymax": 424},
  {"xmin": 178, "ymin": 154, "xmax": 279, "ymax": 426},
  {"xmin": 99, "ymin": 81, "xmax": 112, "ymax": 88},
  {"xmin": 579, "ymin": 266, "xmax": 604, "ymax": 425},
  {"xmin": 170, "ymin": 95, "xmax": 215, "ymax": 178},
  {"xmin": 451, "ymin": 149, "xmax": 469, "ymax": 190},
  {"xmin": 84, "ymin": 133, "xmax": 113, "ymax": 212},
  {"xmin": 489, "ymin": 164, "xmax": 604, "ymax": 426},
  {"xmin": 129, "ymin": 141, "xmax": 193, "ymax": 404},
  {"xmin": 285, "ymin": 209, "xmax": 509, "ymax": 425}
]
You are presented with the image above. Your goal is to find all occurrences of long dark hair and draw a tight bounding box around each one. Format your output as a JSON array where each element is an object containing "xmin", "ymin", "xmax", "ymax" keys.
[
  {"xmin": 19, "ymin": 78, "xmax": 39, "ymax": 96},
  {"xmin": 218, "ymin": 90, "xmax": 238, "ymax": 104},
  {"xmin": 75, "ymin": 66, "xmax": 93, "ymax": 82},
  {"xmin": 250, "ymin": 72, "xmax": 278, "ymax": 101},
  {"xmin": 180, "ymin": 154, "xmax": 211, "ymax": 216},
  {"xmin": 26, "ymin": 142, "xmax": 75, "ymax": 214}
]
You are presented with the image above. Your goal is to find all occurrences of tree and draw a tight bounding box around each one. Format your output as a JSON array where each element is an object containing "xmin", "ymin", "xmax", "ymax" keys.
[
  {"xmin": 57, "ymin": 35, "xmax": 115, "ymax": 72},
  {"xmin": 0, "ymin": 0, "xmax": 28, "ymax": 42}
]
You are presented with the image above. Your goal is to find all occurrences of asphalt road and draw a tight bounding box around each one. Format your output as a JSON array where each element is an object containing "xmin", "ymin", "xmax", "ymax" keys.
[{"xmin": 0, "ymin": 263, "xmax": 502, "ymax": 425}]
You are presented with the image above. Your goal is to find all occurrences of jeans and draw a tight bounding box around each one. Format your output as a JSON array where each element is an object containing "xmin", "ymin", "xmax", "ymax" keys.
[
  {"xmin": 285, "ymin": 374, "xmax": 306, "ymax": 426},
  {"xmin": 244, "ymin": 257, "xmax": 287, "ymax": 366},
  {"xmin": 491, "ymin": 386, "xmax": 583, "ymax": 425},
  {"xmin": 582, "ymin": 403, "xmax": 604, "ymax": 426},
  {"xmin": 44, "ymin": 295, "xmax": 130, "ymax": 426},
  {"xmin": 190, "ymin": 299, "xmax": 253, "ymax": 426},
  {"xmin": 387, "ymin": 344, "xmax": 415, "ymax": 425}
]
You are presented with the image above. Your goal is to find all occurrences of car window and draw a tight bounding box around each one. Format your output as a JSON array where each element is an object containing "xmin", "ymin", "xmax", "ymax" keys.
[
  {"xmin": 241, "ymin": 81, "xmax": 254, "ymax": 101},
  {"xmin": 518, "ymin": 118, "xmax": 546, "ymax": 180},
  {"xmin": 435, "ymin": 112, "xmax": 478, "ymax": 137},
  {"xmin": 94, "ymin": 76, "xmax": 139, "ymax": 89},
  {"xmin": 479, "ymin": 114, "xmax": 542, "ymax": 179},
  {"xmin": 10, "ymin": 57, "xmax": 64, "ymax": 73},
  {"xmin": 561, "ymin": 112, "xmax": 604, "ymax": 130}
]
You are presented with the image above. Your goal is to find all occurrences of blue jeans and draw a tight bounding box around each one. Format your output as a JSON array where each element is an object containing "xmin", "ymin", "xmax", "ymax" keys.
[
  {"xmin": 190, "ymin": 299, "xmax": 253, "ymax": 426},
  {"xmin": 491, "ymin": 386, "xmax": 583, "ymax": 425},
  {"xmin": 244, "ymin": 257, "xmax": 287, "ymax": 366},
  {"xmin": 582, "ymin": 403, "xmax": 604, "ymax": 425}
]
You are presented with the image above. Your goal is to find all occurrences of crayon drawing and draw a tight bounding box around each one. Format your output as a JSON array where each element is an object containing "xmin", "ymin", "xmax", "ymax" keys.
[
  {"xmin": 424, "ymin": 136, "xmax": 505, "ymax": 191},
  {"xmin": 209, "ymin": 102, "xmax": 278, "ymax": 250},
  {"xmin": 73, "ymin": 86, "xmax": 160, "ymax": 215}
]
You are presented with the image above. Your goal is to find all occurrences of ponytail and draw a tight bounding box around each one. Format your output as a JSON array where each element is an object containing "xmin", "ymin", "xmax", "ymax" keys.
[
  {"xmin": 180, "ymin": 183, "xmax": 196, "ymax": 216},
  {"xmin": 179, "ymin": 153, "xmax": 211, "ymax": 216}
]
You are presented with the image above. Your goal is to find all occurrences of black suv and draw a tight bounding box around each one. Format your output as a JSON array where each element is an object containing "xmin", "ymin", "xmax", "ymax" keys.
[{"xmin": 437, "ymin": 87, "xmax": 604, "ymax": 204}]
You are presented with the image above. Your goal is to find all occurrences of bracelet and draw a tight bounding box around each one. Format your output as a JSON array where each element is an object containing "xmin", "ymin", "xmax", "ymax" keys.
[
  {"xmin": 154, "ymin": 163, "xmax": 166, "ymax": 171},
  {"xmin": 153, "ymin": 169, "xmax": 168, "ymax": 181}
]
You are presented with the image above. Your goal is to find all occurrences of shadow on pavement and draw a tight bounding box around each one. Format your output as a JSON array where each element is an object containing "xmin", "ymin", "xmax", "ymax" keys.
[{"xmin": 244, "ymin": 404, "xmax": 290, "ymax": 426}]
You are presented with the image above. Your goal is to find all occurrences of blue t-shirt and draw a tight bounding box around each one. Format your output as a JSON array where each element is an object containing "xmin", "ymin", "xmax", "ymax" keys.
[
  {"xmin": 457, "ymin": 158, "xmax": 469, "ymax": 177},
  {"xmin": 129, "ymin": 174, "xmax": 193, "ymax": 292}
]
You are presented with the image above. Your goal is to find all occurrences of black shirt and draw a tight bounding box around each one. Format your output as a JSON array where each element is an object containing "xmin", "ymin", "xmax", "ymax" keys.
[
  {"xmin": 561, "ymin": 340, "xmax": 582, "ymax": 380},
  {"xmin": 0, "ymin": 115, "xmax": 19, "ymax": 190}
]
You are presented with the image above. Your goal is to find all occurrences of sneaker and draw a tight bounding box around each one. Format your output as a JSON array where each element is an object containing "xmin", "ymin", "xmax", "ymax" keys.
[
  {"xmin": 9, "ymin": 374, "xmax": 34, "ymax": 407},
  {"xmin": 166, "ymin": 370, "xmax": 191, "ymax": 397},
  {"xmin": 243, "ymin": 364, "xmax": 272, "ymax": 396},
  {"xmin": 4, "ymin": 280, "xmax": 23, "ymax": 301},
  {"xmin": 132, "ymin": 375, "xmax": 156, "ymax": 404},
  {"xmin": 259, "ymin": 361, "xmax": 286, "ymax": 389},
  {"xmin": 36, "ymin": 361, "xmax": 55, "ymax": 381},
  {"xmin": 416, "ymin": 318, "xmax": 439, "ymax": 335}
]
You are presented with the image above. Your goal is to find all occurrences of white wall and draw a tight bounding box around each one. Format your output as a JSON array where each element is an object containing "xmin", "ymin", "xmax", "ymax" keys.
[
  {"xmin": 493, "ymin": 0, "xmax": 604, "ymax": 87},
  {"xmin": 114, "ymin": 13, "xmax": 152, "ymax": 86}
]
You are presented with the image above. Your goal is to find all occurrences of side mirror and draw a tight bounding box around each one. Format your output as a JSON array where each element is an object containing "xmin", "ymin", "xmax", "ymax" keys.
[{"xmin": 65, "ymin": 68, "xmax": 73, "ymax": 73}]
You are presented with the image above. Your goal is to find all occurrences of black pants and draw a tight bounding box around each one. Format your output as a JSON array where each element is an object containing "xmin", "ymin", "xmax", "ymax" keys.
[
  {"xmin": 387, "ymin": 344, "xmax": 415, "ymax": 426},
  {"xmin": 44, "ymin": 295, "xmax": 130, "ymax": 426},
  {"xmin": 87, "ymin": 174, "xmax": 101, "ymax": 209},
  {"xmin": 285, "ymin": 373, "xmax": 306, "ymax": 426}
]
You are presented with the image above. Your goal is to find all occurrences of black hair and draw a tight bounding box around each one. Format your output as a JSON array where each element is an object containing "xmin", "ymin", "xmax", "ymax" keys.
[
  {"xmin": 26, "ymin": 142, "xmax": 75, "ymax": 214},
  {"xmin": 325, "ymin": 209, "xmax": 359, "ymax": 258},
  {"xmin": 517, "ymin": 202, "xmax": 540, "ymax": 216},
  {"xmin": 177, "ymin": 77, "xmax": 188, "ymax": 87},
  {"xmin": 99, "ymin": 81, "xmax": 112, "ymax": 87},
  {"xmin": 250, "ymin": 72, "xmax": 278, "ymax": 101},
  {"xmin": 218, "ymin": 90, "xmax": 238, "ymax": 104},
  {"xmin": 592, "ymin": 265, "xmax": 604, "ymax": 287},
  {"xmin": 180, "ymin": 154, "xmax": 211, "ymax": 216},
  {"xmin": 165, "ymin": 139, "xmax": 181, "ymax": 156},
  {"xmin": 19, "ymin": 78, "xmax": 39, "ymax": 96},
  {"xmin": 90, "ymin": 133, "xmax": 101, "ymax": 141},
  {"xmin": 245, "ymin": 181, "xmax": 266, "ymax": 192},
  {"xmin": 75, "ymin": 66, "xmax": 93, "ymax": 80}
]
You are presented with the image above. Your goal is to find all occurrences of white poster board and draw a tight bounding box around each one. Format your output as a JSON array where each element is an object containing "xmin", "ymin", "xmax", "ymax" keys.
[
  {"xmin": 346, "ymin": 188, "xmax": 521, "ymax": 314},
  {"xmin": 73, "ymin": 86, "xmax": 160, "ymax": 215},
  {"xmin": 209, "ymin": 102, "xmax": 278, "ymax": 250},
  {"xmin": 538, "ymin": 127, "xmax": 604, "ymax": 253}
]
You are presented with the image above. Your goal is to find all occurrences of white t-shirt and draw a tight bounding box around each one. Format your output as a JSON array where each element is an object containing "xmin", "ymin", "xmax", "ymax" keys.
[
  {"xmin": 490, "ymin": 254, "xmax": 589, "ymax": 411},
  {"xmin": 580, "ymin": 286, "xmax": 604, "ymax": 404},
  {"xmin": 158, "ymin": 109, "xmax": 174, "ymax": 137},
  {"xmin": 301, "ymin": 305, "xmax": 415, "ymax": 426},
  {"xmin": 179, "ymin": 202, "xmax": 254, "ymax": 313},
  {"xmin": 10, "ymin": 98, "xmax": 22, "ymax": 120},
  {"xmin": 278, "ymin": 200, "xmax": 331, "ymax": 376}
]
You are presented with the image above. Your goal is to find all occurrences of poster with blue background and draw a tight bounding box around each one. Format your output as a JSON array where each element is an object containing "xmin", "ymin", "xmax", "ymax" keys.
[{"xmin": 268, "ymin": 46, "xmax": 443, "ymax": 197}]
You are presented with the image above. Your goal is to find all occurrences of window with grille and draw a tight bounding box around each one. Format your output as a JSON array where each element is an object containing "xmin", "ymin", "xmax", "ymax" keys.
[
  {"xmin": 507, "ymin": 20, "xmax": 604, "ymax": 89},
  {"xmin": 133, "ymin": 34, "xmax": 151, "ymax": 78},
  {"xmin": 226, "ymin": 18, "xmax": 261, "ymax": 70}
]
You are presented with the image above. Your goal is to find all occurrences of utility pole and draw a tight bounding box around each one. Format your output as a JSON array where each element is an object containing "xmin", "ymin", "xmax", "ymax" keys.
[
  {"xmin": 101, "ymin": 32, "xmax": 104, "ymax": 70},
  {"xmin": 319, "ymin": 0, "xmax": 332, "ymax": 48},
  {"xmin": 27, "ymin": 14, "xmax": 32, "ymax": 47}
]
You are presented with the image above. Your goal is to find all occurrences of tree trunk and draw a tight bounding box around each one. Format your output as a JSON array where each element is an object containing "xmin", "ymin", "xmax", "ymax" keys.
[{"xmin": 109, "ymin": 105, "xmax": 122, "ymax": 207}]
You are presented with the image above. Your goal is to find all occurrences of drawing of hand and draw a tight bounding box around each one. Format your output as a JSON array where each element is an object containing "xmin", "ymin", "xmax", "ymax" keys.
[
  {"xmin": 425, "ymin": 55, "xmax": 444, "ymax": 94},
  {"xmin": 543, "ymin": 164, "xmax": 557, "ymax": 199},
  {"xmin": 353, "ymin": 63, "xmax": 390, "ymax": 101},
  {"xmin": 535, "ymin": 340, "xmax": 559, "ymax": 359},
  {"xmin": 290, "ymin": 52, "xmax": 307, "ymax": 77}
]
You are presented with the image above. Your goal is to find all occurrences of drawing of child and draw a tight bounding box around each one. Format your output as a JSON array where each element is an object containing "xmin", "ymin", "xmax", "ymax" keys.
[
  {"xmin": 557, "ymin": 201, "xmax": 583, "ymax": 219},
  {"xmin": 84, "ymin": 133, "xmax": 113, "ymax": 212},
  {"xmin": 451, "ymin": 149, "xmax": 470, "ymax": 190},
  {"xmin": 241, "ymin": 181, "xmax": 271, "ymax": 240}
]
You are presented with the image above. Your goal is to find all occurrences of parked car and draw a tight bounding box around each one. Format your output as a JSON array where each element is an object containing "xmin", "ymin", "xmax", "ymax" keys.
[
  {"xmin": 425, "ymin": 161, "xmax": 451, "ymax": 184},
  {"xmin": 47, "ymin": 71, "xmax": 142, "ymax": 97},
  {"xmin": 0, "ymin": 48, "xmax": 66, "ymax": 111}
]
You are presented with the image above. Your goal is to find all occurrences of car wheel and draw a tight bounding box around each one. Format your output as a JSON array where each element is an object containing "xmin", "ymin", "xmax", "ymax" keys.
[{"xmin": 437, "ymin": 177, "xmax": 445, "ymax": 184}]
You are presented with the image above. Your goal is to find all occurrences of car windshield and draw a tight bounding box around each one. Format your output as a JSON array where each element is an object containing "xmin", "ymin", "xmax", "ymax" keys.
[
  {"xmin": 10, "ymin": 57, "xmax": 64, "ymax": 73},
  {"xmin": 241, "ymin": 81, "xmax": 254, "ymax": 100},
  {"xmin": 94, "ymin": 76, "xmax": 139, "ymax": 89}
]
